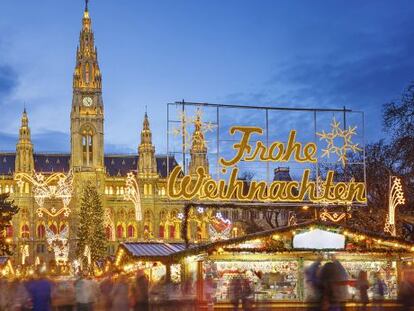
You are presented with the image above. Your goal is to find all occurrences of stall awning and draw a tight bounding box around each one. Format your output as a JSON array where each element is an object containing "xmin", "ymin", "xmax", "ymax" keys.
[
  {"xmin": 0, "ymin": 257, "xmax": 8, "ymax": 266},
  {"xmin": 122, "ymin": 242, "xmax": 187, "ymax": 258}
]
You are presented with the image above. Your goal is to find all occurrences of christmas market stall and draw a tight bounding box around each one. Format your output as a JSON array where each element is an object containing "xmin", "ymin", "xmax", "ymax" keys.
[
  {"xmin": 114, "ymin": 220, "xmax": 414, "ymax": 307},
  {"xmin": 115, "ymin": 242, "xmax": 187, "ymax": 284},
  {"xmin": 0, "ymin": 256, "xmax": 14, "ymax": 277},
  {"xmin": 171, "ymin": 220, "xmax": 414, "ymax": 305}
]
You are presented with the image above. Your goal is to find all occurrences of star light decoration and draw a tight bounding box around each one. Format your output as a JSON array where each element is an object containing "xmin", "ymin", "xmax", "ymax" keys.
[
  {"xmin": 384, "ymin": 176, "xmax": 405, "ymax": 236},
  {"xmin": 46, "ymin": 226, "xmax": 69, "ymax": 263},
  {"xmin": 124, "ymin": 172, "xmax": 142, "ymax": 221},
  {"xmin": 15, "ymin": 171, "xmax": 73, "ymax": 217},
  {"xmin": 171, "ymin": 108, "xmax": 217, "ymax": 151},
  {"xmin": 317, "ymin": 117, "xmax": 362, "ymax": 167}
]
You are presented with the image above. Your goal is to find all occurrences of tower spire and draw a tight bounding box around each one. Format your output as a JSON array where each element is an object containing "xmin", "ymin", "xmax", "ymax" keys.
[
  {"xmin": 189, "ymin": 110, "xmax": 209, "ymax": 176},
  {"xmin": 15, "ymin": 109, "xmax": 34, "ymax": 173},
  {"xmin": 85, "ymin": 0, "xmax": 89, "ymax": 12},
  {"xmin": 138, "ymin": 113, "xmax": 157, "ymax": 177}
]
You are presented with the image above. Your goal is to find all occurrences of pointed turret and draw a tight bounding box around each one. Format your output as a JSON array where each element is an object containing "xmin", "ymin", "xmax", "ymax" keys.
[
  {"xmin": 70, "ymin": 1, "xmax": 104, "ymax": 170},
  {"xmin": 189, "ymin": 112, "xmax": 209, "ymax": 175},
  {"xmin": 138, "ymin": 112, "xmax": 158, "ymax": 177},
  {"xmin": 72, "ymin": 1, "xmax": 102, "ymax": 91},
  {"xmin": 15, "ymin": 109, "xmax": 34, "ymax": 173}
]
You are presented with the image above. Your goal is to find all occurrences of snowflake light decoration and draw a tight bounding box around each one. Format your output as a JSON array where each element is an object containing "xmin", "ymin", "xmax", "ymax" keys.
[
  {"xmin": 124, "ymin": 172, "xmax": 142, "ymax": 221},
  {"xmin": 171, "ymin": 108, "xmax": 216, "ymax": 151},
  {"xmin": 317, "ymin": 117, "xmax": 362, "ymax": 167}
]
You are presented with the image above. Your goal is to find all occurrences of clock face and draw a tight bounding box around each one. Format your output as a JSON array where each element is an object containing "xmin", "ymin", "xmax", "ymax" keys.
[{"xmin": 82, "ymin": 96, "xmax": 93, "ymax": 107}]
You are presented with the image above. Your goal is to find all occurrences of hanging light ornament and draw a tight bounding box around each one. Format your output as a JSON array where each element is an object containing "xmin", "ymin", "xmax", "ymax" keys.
[
  {"xmin": 384, "ymin": 176, "xmax": 405, "ymax": 236},
  {"xmin": 15, "ymin": 170, "xmax": 73, "ymax": 217},
  {"xmin": 124, "ymin": 172, "xmax": 142, "ymax": 221}
]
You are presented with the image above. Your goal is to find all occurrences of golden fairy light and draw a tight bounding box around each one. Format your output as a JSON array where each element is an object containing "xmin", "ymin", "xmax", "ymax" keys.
[
  {"xmin": 14, "ymin": 170, "xmax": 73, "ymax": 217},
  {"xmin": 384, "ymin": 176, "xmax": 405, "ymax": 236},
  {"xmin": 317, "ymin": 117, "xmax": 362, "ymax": 167},
  {"xmin": 124, "ymin": 172, "xmax": 142, "ymax": 221}
]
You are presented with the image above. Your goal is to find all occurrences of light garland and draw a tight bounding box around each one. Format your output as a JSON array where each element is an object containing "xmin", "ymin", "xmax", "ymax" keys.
[
  {"xmin": 15, "ymin": 170, "xmax": 73, "ymax": 217},
  {"xmin": 320, "ymin": 208, "xmax": 347, "ymax": 223},
  {"xmin": 124, "ymin": 172, "xmax": 142, "ymax": 221},
  {"xmin": 384, "ymin": 176, "xmax": 405, "ymax": 236},
  {"xmin": 171, "ymin": 108, "xmax": 216, "ymax": 152},
  {"xmin": 46, "ymin": 226, "xmax": 69, "ymax": 263}
]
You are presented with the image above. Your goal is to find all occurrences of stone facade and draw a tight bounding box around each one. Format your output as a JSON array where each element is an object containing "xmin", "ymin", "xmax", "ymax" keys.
[{"xmin": 0, "ymin": 5, "xmax": 212, "ymax": 266}]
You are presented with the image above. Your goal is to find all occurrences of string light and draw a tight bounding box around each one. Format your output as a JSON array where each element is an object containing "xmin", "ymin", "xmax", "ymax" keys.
[{"xmin": 384, "ymin": 176, "xmax": 405, "ymax": 236}]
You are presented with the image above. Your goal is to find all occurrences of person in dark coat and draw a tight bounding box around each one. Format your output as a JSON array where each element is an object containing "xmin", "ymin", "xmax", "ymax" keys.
[
  {"xmin": 134, "ymin": 270, "xmax": 149, "ymax": 311},
  {"xmin": 356, "ymin": 270, "xmax": 369, "ymax": 311},
  {"xmin": 26, "ymin": 272, "xmax": 52, "ymax": 311}
]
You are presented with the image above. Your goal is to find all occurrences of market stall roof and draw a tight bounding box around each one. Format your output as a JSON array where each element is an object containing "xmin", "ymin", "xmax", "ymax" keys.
[
  {"xmin": 170, "ymin": 220, "xmax": 414, "ymax": 259},
  {"xmin": 116, "ymin": 242, "xmax": 190, "ymax": 265}
]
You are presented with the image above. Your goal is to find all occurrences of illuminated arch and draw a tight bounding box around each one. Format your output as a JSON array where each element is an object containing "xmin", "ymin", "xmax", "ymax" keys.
[
  {"xmin": 21, "ymin": 224, "xmax": 30, "ymax": 239},
  {"xmin": 37, "ymin": 223, "xmax": 46, "ymax": 239}
]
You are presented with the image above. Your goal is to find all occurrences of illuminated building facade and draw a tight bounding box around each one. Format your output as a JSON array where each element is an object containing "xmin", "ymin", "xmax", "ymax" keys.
[{"xmin": 0, "ymin": 4, "xmax": 215, "ymax": 265}]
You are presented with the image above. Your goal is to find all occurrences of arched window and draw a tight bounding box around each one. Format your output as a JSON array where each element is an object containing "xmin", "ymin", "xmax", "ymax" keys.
[
  {"xmin": 169, "ymin": 225, "xmax": 176, "ymax": 239},
  {"xmin": 159, "ymin": 225, "xmax": 164, "ymax": 239},
  {"xmin": 59, "ymin": 223, "xmax": 66, "ymax": 233},
  {"xmin": 127, "ymin": 225, "xmax": 135, "ymax": 238},
  {"xmin": 6, "ymin": 225, "xmax": 13, "ymax": 238},
  {"xmin": 21, "ymin": 224, "xmax": 30, "ymax": 239},
  {"xmin": 116, "ymin": 224, "xmax": 124, "ymax": 239},
  {"xmin": 37, "ymin": 224, "xmax": 45, "ymax": 239},
  {"xmin": 82, "ymin": 127, "xmax": 93, "ymax": 166},
  {"xmin": 49, "ymin": 224, "xmax": 58, "ymax": 235},
  {"xmin": 106, "ymin": 226, "xmax": 112, "ymax": 240}
]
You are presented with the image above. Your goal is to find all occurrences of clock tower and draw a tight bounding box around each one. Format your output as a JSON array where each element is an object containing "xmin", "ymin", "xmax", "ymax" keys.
[{"xmin": 70, "ymin": 2, "xmax": 104, "ymax": 171}]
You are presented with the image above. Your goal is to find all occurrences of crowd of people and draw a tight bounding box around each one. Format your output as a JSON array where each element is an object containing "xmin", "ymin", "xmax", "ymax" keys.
[
  {"xmin": 2, "ymin": 261, "xmax": 414, "ymax": 311},
  {"xmin": 0, "ymin": 269, "xmax": 150, "ymax": 311},
  {"xmin": 304, "ymin": 255, "xmax": 414, "ymax": 311}
]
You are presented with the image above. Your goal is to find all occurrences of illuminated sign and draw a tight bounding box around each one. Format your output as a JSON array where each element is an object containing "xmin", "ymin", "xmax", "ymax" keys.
[{"xmin": 167, "ymin": 125, "xmax": 366, "ymax": 204}]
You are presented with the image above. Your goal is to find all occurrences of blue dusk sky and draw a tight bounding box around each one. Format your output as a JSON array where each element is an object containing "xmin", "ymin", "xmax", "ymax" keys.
[{"xmin": 0, "ymin": 0, "xmax": 413, "ymax": 154}]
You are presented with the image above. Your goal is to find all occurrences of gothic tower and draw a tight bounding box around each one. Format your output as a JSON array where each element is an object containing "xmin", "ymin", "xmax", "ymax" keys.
[
  {"xmin": 138, "ymin": 112, "xmax": 157, "ymax": 178},
  {"xmin": 15, "ymin": 109, "xmax": 34, "ymax": 173},
  {"xmin": 70, "ymin": 2, "xmax": 104, "ymax": 171},
  {"xmin": 189, "ymin": 113, "xmax": 209, "ymax": 175}
]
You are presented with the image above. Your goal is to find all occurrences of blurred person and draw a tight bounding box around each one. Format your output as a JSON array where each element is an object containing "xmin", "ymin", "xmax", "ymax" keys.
[
  {"xmin": 75, "ymin": 271, "xmax": 96, "ymax": 311},
  {"xmin": 331, "ymin": 255, "xmax": 349, "ymax": 303},
  {"xmin": 52, "ymin": 278, "xmax": 75, "ymax": 311},
  {"xmin": 241, "ymin": 276, "xmax": 253, "ymax": 311},
  {"xmin": 26, "ymin": 270, "xmax": 52, "ymax": 311},
  {"xmin": 0, "ymin": 277, "xmax": 9, "ymax": 311},
  {"xmin": 204, "ymin": 275, "xmax": 215, "ymax": 311},
  {"xmin": 320, "ymin": 262, "xmax": 342, "ymax": 311},
  {"xmin": 372, "ymin": 272, "xmax": 386, "ymax": 311},
  {"xmin": 229, "ymin": 276, "xmax": 242, "ymax": 311},
  {"xmin": 305, "ymin": 255, "xmax": 323, "ymax": 310},
  {"xmin": 399, "ymin": 270, "xmax": 414, "ymax": 311},
  {"xmin": 99, "ymin": 272, "xmax": 114, "ymax": 311},
  {"xmin": 356, "ymin": 271, "xmax": 369, "ymax": 311},
  {"xmin": 10, "ymin": 278, "xmax": 31, "ymax": 311},
  {"xmin": 134, "ymin": 270, "xmax": 149, "ymax": 311},
  {"xmin": 110, "ymin": 274, "xmax": 129, "ymax": 311}
]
